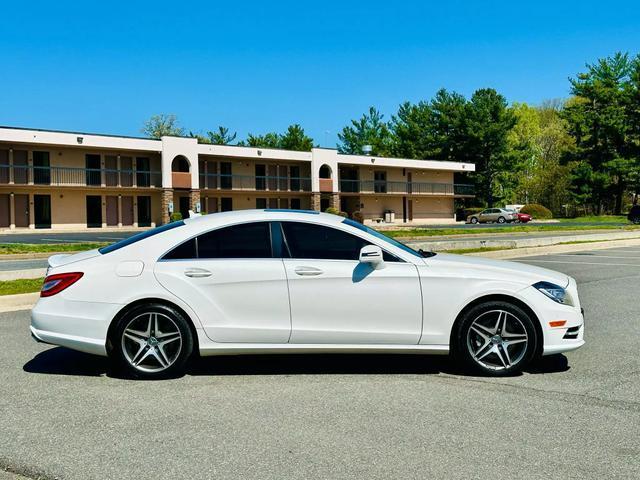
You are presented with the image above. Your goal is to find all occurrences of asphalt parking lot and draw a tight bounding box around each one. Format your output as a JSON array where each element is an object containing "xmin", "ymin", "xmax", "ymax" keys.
[{"xmin": 1, "ymin": 246, "xmax": 639, "ymax": 479}]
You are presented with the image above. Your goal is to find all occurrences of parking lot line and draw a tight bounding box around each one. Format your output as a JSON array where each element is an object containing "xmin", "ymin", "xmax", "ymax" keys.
[
  {"xmin": 519, "ymin": 259, "xmax": 640, "ymax": 267},
  {"xmin": 550, "ymin": 253, "xmax": 640, "ymax": 259}
]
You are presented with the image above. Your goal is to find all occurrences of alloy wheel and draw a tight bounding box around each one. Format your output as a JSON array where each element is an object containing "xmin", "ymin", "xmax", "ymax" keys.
[
  {"xmin": 466, "ymin": 310, "xmax": 528, "ymax": 371},
  {"xmin": 121, "ymin": 312, "xmax": 183, "ymax": 373}
]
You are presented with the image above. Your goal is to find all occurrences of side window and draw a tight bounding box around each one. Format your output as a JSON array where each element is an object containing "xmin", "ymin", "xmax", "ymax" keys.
[
  {"xmin": 162, "ymin": 238, "xmax": 197, "ymax": 260},
  {"xmin": 161, "ymin": 222, "xmax": 272, "ymax": 260},
  {"xmin": 281, "ymin": 222, "xmax": 399, "ymax": 262},
  {"xmin": 198, "ymin": 222, "xmax": 272, "ymax": 259}
]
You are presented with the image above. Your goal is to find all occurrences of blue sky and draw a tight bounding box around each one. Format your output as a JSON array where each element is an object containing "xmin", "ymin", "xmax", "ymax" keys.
[{"xmin": 1, "ymin": 0, "xmax": 639, "ymax": 147}]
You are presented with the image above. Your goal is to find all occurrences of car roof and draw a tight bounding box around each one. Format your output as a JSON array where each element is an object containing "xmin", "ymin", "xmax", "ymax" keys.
[{"xmin": 183, "ymin": 209, "xmax": 345, "ymax": 227}]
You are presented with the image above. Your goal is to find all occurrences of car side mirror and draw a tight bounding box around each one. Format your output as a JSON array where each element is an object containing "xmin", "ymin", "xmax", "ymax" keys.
[{"xmin": 359, "ymin": 245, "xmax": 385, "ymax": 269}]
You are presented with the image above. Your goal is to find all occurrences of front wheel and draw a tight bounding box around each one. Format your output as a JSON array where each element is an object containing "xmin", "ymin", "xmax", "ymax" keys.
[
  {"xmin": 452, "ymin": 301, "xmax": 538, "ymax": 376},
  {"xmin": 112, "ymin": 303, "xmax": 194, "ymax": 379},
  {"xmin": 470, "ymin": 217, "xmax": 478, "ymax": 224}
]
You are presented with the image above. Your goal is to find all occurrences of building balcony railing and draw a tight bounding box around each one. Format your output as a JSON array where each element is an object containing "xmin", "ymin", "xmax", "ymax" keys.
[
  {"xmin": 339, "ymin": 179, "xmax": 475, "ymax": 196},
  {"xmin": 199, "ymin": 174, "xmax": 312, "ymax": 192},
  {"xmin": 0, "ymin": 164, "xmax": 162, "ymax": 188}
]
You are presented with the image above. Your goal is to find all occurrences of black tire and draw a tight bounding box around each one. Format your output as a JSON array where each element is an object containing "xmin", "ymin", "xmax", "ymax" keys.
[
  {"xmin": 497, "ymin": 216, "xmax": 506, "ymax": 224},
  {"xmin": 111, "ymin": 303, "xmax": 194, "ymax": 380},
  {"xmin": 470, "ymin": 217, "xmax": 478, "ymax": 224},
  {"xmin": 452, "ymin": 300, "xmax": 538, "ymax": 376},
  {"xmin": 633, "ymin": 216, "xmax": 640, "ymax": 225}
]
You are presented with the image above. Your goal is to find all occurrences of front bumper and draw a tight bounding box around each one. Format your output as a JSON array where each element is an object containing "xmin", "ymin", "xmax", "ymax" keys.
[
  {"xmin": 518, "ymin": 283, "xmax": 585, "ymax": 356},
  {"xmin": 30, "ymin": 296, "xmax": 122, "ymax": 357}
]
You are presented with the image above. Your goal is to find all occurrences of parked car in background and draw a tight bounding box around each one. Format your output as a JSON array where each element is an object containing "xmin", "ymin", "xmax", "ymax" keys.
[
  {"xmin": 516, "ymin": 212, "xmax": 532, "ymax": 223},
  {"xmin": 466, "ymin": 208, "xmax": 518, "ymax": 224},
  {"xmin": 628, "ymin": 205, "xmax": 640, "ymax": 224},
  {"xmin": 31, "ymin": 210, "xmax": 584, "ymax": 379}
]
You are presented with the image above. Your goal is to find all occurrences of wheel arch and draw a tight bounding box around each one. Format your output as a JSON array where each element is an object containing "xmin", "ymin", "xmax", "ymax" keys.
[
  {"xmin": 449, "ymin": 293, "xmax": 544, "ymax": 358},
  {"xmin": 106, "ymin": 298, "xmax": 200, "ymax": 357}
]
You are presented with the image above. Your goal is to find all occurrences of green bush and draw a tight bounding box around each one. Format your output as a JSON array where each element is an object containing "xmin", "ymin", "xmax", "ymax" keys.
[
  {"xmin": 351, "ymin": 211, "xmax": 364, "ymax": 223},
  {"xmin": 170, "ymin": 212, "xmax": 183, "ymax": 222},
  {"xmin": 520, "ymin": 204, "xmax": 552, "ymax": 219},
  {"xmin": 324, "ymin": 207, "xmax": 348, "ymax": 217}
]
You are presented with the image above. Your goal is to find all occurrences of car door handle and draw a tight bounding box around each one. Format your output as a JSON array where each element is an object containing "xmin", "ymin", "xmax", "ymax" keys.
[
  {"xmin": 294, "ymin": 266, "xmax": 323, "ymax": 276},
  {"xmin": 184, "ymin": 268, "xmax": 212, "ymax": 278}
]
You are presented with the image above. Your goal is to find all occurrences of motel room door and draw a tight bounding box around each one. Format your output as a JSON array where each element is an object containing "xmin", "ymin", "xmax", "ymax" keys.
[
  {"xmin": 106, "ymin": 196, "xmax": 119, "ymax": 226},
  {"xmin": 86, "ymin": 195, "xmax": 102, "ymax": 228},
  {"xmin": 34, "ymin": 195, "xmax": 51, "ymax": 229},
  {"xmin": 14, "ymin": 194, "xmax": 29, "ymax": 227}
]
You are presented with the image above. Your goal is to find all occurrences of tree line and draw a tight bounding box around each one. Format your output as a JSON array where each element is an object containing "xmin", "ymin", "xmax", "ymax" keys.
[{"xmin": 143, "ymin": 51, "xmax": 640, "ymax": 215}]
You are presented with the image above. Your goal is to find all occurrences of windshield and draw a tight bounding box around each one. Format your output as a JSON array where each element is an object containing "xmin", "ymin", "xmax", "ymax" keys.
[
  {"xmin": 99, "ymin": 221, "xmax": 185, "ymax": 254},
  {"xmin": 342, "ymin": 218, "xmax": 432, "ymax": 259}
]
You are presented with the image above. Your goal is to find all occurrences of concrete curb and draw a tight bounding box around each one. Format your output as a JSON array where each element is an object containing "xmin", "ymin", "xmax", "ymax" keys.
[
  {"xmin": 0, "ymin": 293, "xmax": 39, "ymax": 313},
  {"xmin": 0, "ymin": 252, "xmax": 59, "ymax": 260},
  {"xmin": 468, "ymin": 237, "xmax": 640, "ymax": 259},
  {"xmin": 0, "ymin": 269, "xmax": 46, "ymax": 281},
  {"xmin": 410, "ymin": 231, "xmax": 640, "ymax": 252}
]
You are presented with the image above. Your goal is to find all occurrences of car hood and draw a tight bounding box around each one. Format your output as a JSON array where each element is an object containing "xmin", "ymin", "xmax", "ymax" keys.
[
  {"xmin": 425, "ymin": 253, "xmax": 569, "ymax": 288},
  {"xmin": 48, "ymin": 249, "xmax": 101, "ymax": 269}
]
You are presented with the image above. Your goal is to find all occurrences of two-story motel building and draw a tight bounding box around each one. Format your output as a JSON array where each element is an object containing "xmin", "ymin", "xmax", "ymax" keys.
[{"xmin": 0, "ymin": 126, "xmax": 475, "ymax": 230}]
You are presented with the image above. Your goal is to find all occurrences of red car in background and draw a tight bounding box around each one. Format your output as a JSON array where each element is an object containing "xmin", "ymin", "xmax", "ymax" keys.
[{"xmin": 516, "ymin": 212, "xmax": 532, "ymax": 223}]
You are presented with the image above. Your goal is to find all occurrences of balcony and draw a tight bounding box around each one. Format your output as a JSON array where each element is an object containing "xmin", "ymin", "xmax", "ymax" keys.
[
  {"xmin": 199, "ymin": 174, "xmax": 312, "ymax": 192},
  {"xmin": 339, "ymin": 179, "xmax": 474, "ymax": 197},
  {"xmin": 172, "ymin": 172, "xmax": 192, "ymax": 189},
  {"xmin": 319, "ymin": 178, "xmax": 333, "ymax": 192},
  {"xmin": 0, "ymin": 164, "xmax": 162, "ymax": 188}
]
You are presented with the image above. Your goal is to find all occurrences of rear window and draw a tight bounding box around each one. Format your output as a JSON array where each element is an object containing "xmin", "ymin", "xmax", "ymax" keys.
[{"xmin": 99, "ymin": 221, "xmax": 185, "ymax": 254}]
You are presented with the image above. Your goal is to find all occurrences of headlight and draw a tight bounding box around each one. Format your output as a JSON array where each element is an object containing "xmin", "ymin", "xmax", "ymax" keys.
[{"xmin": 533, "ymin": 281, "xmax": 573, "ymax": 306}]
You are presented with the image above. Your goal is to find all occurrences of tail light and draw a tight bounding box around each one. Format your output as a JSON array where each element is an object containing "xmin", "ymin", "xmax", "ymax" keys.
[{"xmin": 41, "ymin": 272, "xmax": 84, "ymax": 297}]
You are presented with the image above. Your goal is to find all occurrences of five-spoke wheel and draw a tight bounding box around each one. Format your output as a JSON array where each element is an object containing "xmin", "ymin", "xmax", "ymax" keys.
[
  {"xmin": 453, "ymin": 301, "xmax": 537, "ymax": 376},
  {"xmin": 112, "ymin": 303, "xmax": 194, "ymax": 379}
]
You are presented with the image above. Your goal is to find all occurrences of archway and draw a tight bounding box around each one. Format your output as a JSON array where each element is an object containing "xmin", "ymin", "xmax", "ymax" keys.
[
  {"xmin": 319, "ymin": 164, "xmax": 332, "ymax": 179},
  {"xmin": 171, "ymin": 155, "xmax": 190, "ymax": 173}
]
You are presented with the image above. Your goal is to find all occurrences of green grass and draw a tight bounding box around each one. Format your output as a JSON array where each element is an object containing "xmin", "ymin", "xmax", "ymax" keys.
[
  {"xmin": 382, "ymin": 223, "xmax": 640, "ymax": 238},
  {"xmin": 0, "ymin": 277, "xmax": 44, "ymax": 296},
  {"xmin": 559, "ymin": 215, "xmax": 627, "ymax": 223},
  {"xmin": 445, "ymin": 246, "xmax": 514, "ymax": 255},
  {"xmin": 0, "ymin": 242, "xmax": 109, "ymax": 255}
]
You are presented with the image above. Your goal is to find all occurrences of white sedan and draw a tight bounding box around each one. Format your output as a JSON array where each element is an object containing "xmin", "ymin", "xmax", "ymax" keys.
[{"xmin": 31, "ymin": 210, "xmax": 584, "ymax": 379}]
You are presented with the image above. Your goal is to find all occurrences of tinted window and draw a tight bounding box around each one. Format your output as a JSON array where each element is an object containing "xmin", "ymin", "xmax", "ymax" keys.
[
  {"xmin": 281, "ymin": 221, "xmax": 399, "ymax": 261},
  {"xmin": 198, "ymin": 222, "xmax": 272, "ymax": 258},
  {"xmin": 162, "ymin": 238, "xmax": 197, "ymax": 260}
]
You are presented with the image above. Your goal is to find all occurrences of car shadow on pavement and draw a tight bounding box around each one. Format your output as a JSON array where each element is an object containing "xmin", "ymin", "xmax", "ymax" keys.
[
  {"xmin": 23, "ymin": 347, "xmax": 112, "ymax": 377},
  {"xmin": 22, "ymin": 347, "xmax": 570, "ymax": 378}
]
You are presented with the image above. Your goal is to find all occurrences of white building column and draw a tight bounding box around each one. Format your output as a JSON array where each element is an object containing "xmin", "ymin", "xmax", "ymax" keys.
[
  {"xmin": 28, "ymin": 193, "xmax": 34, "ymax": 229},
  {"xmin": 9, "ymin": 193, "xmax": 15, "ymax": 229}
]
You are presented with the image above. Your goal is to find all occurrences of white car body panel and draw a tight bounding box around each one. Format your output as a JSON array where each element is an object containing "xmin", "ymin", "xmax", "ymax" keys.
[
  {"xmin": 284, "ymin": 259, "xmax": 422, "ymax": 344},
  {"xmin": 30, "ymin": 210, "xmax": 585, "ymax": 362},
  {"xmin": 155, "ymin": 258, "xmax": 291, "ymax": 343}
]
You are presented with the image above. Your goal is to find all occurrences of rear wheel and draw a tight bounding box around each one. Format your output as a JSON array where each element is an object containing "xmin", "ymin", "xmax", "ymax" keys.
[
  {"xmin": 112, "ymin": 303, "xmax": 194, "ymax": 379},
  {"xmin": 497, "ymin": 216, "xmax": 506, "ymax": 224},
  {"xmin": 453, "ymin": 301, "xmax": 538, "ymax": 376}
]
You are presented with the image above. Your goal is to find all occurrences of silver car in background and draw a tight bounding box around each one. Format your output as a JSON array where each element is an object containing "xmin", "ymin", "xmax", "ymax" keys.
[{"xmin": 467, "ymin": 208, "xmax": 518, "ymax": 224}]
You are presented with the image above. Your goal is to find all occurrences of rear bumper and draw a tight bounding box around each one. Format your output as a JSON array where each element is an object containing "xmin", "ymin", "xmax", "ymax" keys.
[{"xmin": 30, "ymin": 296, "xmax": 122, "ymax": 357}]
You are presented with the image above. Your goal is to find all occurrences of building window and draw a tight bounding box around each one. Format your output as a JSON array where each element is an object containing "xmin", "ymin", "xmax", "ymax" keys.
[
  {"xmin": 255, "ymin": 165, "xmax": 266, "ymax": 190},
  {"xmin": 220, "ymin": 162, "xmax": 232, "ymax": 189},
  {"xmin": 33, "ymin": 151, "xmax": 51, "ymax": 185},
  {"xmin": 374, "ymin": 171, "xmax": 387, "ymax": 193},
  {"xmin": 291, "ymin": 198, "xmax": 301, "ymax": 210},
  {"xmin": 256, "ymin": 198, "xmax": 267, "ymax": 209}
]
